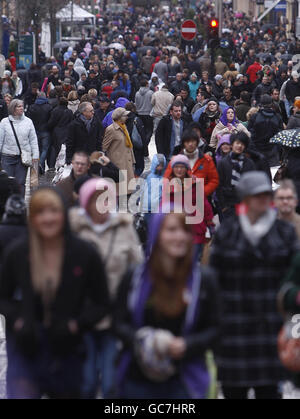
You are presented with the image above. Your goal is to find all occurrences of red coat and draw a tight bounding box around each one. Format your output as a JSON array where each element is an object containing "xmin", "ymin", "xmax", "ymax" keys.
[
  {"xmin": 164, "ymin": 152, "xmax": 219, "ymax": 197},
  {"xmin": 246, "ymin": 62, "xmax": 262, "ymax": 84},
  {"xmin": 162, "ymin": 178, "xmax": 214, "ymax": 244},
  {"xmin": 9, "ymin": 56, "xmax": 17, "ymax": 72}
]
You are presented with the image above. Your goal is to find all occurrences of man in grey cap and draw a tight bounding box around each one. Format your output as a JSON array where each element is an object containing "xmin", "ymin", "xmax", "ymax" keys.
[{"xmin": 210, "ymin": 170, "xmax": 300, "ymax": 399}]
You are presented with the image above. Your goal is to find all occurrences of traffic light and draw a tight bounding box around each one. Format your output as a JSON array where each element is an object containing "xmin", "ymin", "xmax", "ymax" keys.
[{"xmin": 208, "ymin": 18, "xmax": 220, "ymax": 49}]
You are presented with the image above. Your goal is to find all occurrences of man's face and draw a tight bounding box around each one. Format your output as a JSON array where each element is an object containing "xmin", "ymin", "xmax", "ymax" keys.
[
  {"xmin": 170, "ymin": 106, "xmax": 182, "ymax": 121},
  {"xmin": 180, "ymin": 90, "xmax": 188, "ymax": 100},
  {"xmin": 245, "ymin": 192, "xmax": 272, "ymax": 216},
  {"xmin": 224, "ymin": 89, "xmax": 231, "ymax": 99},
  {"xmin": 176, "ymin": 73, "xmax": 183, "ymax": 82},
  {"xmin": 72, "ymin": 155, "xmax": 90, "ymax": 178},
  {"xmin": 232, "ymin": 140, "xmax": 245, "ymax": 154},
  {"xmin": 52, "ymin": 67, "xmax": 59, "ymax": 75},
  {"xmin": 184, "ymin": 139, "xmax": 198, "ymax": 153},
  {"xmin": 100, "ymin": 101, "xmax": 110, "ymax": 110},
  {"xmin": 272, "ymin": 90, "xmax": 279, "ymax": 101},
  {"xmin": 146, "ymin": 50, "xmax": 152, "ymax": 56},
  {"xmin": 32, "ymin": 87, "xmax": 38, "ymax": 95},
  {"xmin": 262, "ymin": 76, "xmax": 269, "ymax": 85},
  {"xmin": 274, "ymin": 188, "xmax": 297, "ymax": 216},
  {"xmin": 202, "ymin": 72, "xmax": 208, "ymax": 80},
  {"xmin": 82, "ymin": 104, "xmax": 94, "ymax": 120}
]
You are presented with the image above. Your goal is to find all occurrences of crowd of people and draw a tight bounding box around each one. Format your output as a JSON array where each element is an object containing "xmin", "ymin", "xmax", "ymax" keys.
[{"xmin": 0, "ymin": 1, "xmax": 300, "ymax": 399}]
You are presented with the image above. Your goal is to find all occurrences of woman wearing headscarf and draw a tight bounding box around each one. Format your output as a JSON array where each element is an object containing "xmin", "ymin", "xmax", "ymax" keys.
[
  {"xmin": 0, "ymin": 188, "xmax": 110, "ymax": 398},
  {"xmin": 210, "ymin": 106, "xmax": 250, "ymax": 149},
  {"xmin": 198, "ymin": 98, "xmax": 221, "ymax": 143},
  {"xmin": 113, "ymin": 210, "xmax": 220, "ymax": 399}
]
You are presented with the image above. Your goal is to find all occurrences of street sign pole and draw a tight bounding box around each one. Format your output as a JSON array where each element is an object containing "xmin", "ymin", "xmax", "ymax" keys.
[{"xmin": 181, "ymin": 20, "xmax": 197, "ymax": 55}]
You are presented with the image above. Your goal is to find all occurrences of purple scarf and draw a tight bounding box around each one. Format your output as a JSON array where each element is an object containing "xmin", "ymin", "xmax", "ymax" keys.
[{"xmin": 219, "ymin": 106, "xmax": 239, "ymax": 127}]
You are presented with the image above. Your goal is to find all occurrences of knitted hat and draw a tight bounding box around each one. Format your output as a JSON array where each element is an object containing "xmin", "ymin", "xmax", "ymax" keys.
[
  {"xmin": 292, "ymin": 71, "xmax": 299, "ymax": 79},
  {"xmin": 79, "ymin": 178, "xmax": 115, "ymax": 211},
  {"xmin": 215, "ymin": 74, "xmax": 223, "ymax": 81},
  {"xmin": 170, "ymin": 155, "xmax": 191, "ymax": 170}
]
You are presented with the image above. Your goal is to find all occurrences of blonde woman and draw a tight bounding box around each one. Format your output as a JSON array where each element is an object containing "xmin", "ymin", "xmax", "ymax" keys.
[
  {"xmin": 67, "ymin": 90, "xmax": 80, "ymax": 114},
  {"xmin": 0, "ymin": 188, "xmax": 109, "ymax": 398}
]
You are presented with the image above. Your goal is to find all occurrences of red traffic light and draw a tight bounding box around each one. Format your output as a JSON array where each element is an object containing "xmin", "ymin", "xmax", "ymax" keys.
[{"xmin": 210, "ymin": 19, "xmax": 219, "ymax": 28}]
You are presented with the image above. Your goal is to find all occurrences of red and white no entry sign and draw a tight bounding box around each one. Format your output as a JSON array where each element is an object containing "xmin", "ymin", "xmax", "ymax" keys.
[{"xmin": 181, "ymin": 20, "xmax": 197, "ymax": 41}]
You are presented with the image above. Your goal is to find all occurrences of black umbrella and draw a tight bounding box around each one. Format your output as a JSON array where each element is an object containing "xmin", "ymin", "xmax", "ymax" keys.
[{"xmin": 281, "ymin": 53, "xmax": 293, "ymax": 63}]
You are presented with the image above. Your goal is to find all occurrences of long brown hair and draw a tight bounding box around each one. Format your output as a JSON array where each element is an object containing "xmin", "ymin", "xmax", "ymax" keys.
[{"xmin": 149, "ymin": 213, "xmax": 193, "ymax": 318}]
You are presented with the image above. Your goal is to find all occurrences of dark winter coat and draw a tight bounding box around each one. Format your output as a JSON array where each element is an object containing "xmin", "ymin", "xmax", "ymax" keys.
[
  {"xmin": 286, "ymin": 113, "xmax": 300, "ymax": 129},
  {"xmin": 0, "ymin": 216, "xmax": 27, "ymax": 268},
  {"xmin": 285, "ymin": 79, "xmax": 300, "ymax": 103},
  {"xmin": 210, "ymin": 216, "xmax": 300, "ymax": 387},
  {"xmin": 126, "ymin": 112, "xmax": 146, "ymax": 176},
  {"xmin": 48, "ymin": 104, "xmax": 74, "ymax": 153},
  {"xmin": 0, "ymin": 235, "xmax": 110, "ymax": 354},
  {"xmin": 155, "ymin": 115, "xmax": 188, "ymax": 159},
  {"xmin": 198, "ymin": 110, "xmax": 220, "ymax": 142},
  {"xmin": 216, "ymin": 153, "xmax": 256, "ymax": 209},
  {"xmin": 66, "ymin": 115, "xmax": 103, "ymax": 164},
  {"xmin": 27, "ymin": 98, "xmax": 52, "ymax": 132},
  {"xmin": 248, "ymin": 107, "xmax": 283, "ymax": 152},
  {"xmin": 0, "ymin": 99, "xmax": 8, "ymax": 122}
]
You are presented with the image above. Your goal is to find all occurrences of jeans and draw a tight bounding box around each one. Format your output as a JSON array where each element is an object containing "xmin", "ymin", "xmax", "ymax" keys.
[
  {"xmin": 194, "ymin": 243, "xmax": 204, "ymax": 263},
  {"xmin": 222, "ymin": 385, "xmax": 282, "ymax": 399},
  {"xmin": 81, "ymin": 330, "xmax": 118, "ymax": 399},
  {"xmin": 153, "ymin": 116, "xmax": 163, "ymax": 134},
  {"xmin": 37, "ymin": 131, "xmax": 51, "ymax": 171},
  {"xmin": 1, "ymin": 155, "xmax": 27, "ymax": 196}
]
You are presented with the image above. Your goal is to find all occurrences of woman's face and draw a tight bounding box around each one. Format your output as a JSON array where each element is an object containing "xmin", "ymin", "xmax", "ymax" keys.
[
  {"xmin": 4, "ymin": 95, "xmax": 11, "ymax": 106},
  {"xmin": 158, "ymin": 214, "xmax": 192, "ymax": 259},
  {"xmin": 227, "ymin": 109, "xmax": 235, "ymax": 122},
  {"xmin": 208, "ymin": 102, "xmax": 218, "ymax": 112},
  {"xmin": 14, "ymin": 103, "xmax": 24, "ymax": 116},
  {"xmin": 32, "ymin": 205, "xmax": 65, "ymax": 240},
  {"xmin": 172, "ymin": 164, "xmax": 188, "ymax": 180},
  {"xmin": 87, "ymin": 192, "xmax": 110, "ymax": 224}
]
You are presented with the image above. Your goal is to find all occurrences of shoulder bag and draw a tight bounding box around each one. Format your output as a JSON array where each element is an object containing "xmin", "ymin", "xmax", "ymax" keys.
[{"xmin": 9, "ymin": 119, "xmax": 32, "ymax": 167}]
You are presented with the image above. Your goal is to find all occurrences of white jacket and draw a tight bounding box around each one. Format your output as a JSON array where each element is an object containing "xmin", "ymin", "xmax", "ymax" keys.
[{"xmin": 0, "ymin": 115, "xmax": 39, "ymax": 159}]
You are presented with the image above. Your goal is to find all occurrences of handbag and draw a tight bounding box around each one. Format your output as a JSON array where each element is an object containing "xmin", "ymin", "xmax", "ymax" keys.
[
  {"xmin": 131, "ymin": 118, "xmax": 143, "ymax": 150},
  {"xmin": 9, "ymin": 120, "xmax": 32, "ymax": 167}
]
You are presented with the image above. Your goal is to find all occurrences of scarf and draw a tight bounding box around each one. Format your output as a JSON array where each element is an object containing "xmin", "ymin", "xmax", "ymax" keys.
[
  {"xmin": 184, "ymin": 149, "xmax": 199, "ymax": 169},
  {"xmin": 80, "ymin": 114, "xmax": 93, "ymax": 133},
  {"xmin": 116, "ymin": 121, "xmax": 133, "ymax": 148},
  {"xmin": 230, "ymin": 152, "xmax": 244, "ymax": 186},
  {"xmin": 239, "ymin": 208, "xmax": 277, "ymax": 247}
]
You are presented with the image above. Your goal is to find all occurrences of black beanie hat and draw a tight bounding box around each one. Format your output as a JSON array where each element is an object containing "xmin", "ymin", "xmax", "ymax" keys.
[{"xmin": 230, "ymin": 132, "xmax": 249, "ymax": 149}]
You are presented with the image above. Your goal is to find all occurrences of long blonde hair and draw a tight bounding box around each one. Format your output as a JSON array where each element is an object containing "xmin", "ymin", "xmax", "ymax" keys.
[{"xmin": 29, "ymin": 189, "xmax": 65, "ymax": 305}]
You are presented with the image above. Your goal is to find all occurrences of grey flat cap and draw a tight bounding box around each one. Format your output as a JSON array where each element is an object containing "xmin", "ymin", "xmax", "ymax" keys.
[{"xmin": 236, "ymin": 171, "xmax": 272, "ymax": 200}]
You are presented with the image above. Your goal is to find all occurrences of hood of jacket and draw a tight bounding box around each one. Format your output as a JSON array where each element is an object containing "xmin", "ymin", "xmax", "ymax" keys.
[
  {"xmin": 115, "ymin": 97, "xmax": 129, "ymax": 108},
  {"xmin": 150, "ymin": 153, "xmax": 167, "ymax": 175},
  {"xmin": 216, "ymin": 134, "xmax": 231, "ymax": 153},
  {"xmin": 138, "ymin": 87, "xmax": 150, "ymax": 96},
  {"xmin": 35, "ymin": 97, "xmax": 49, "ymax": 105},
  {"xmin": 260, "ymin": 107, "xmax": 276, "ymax": 118}
]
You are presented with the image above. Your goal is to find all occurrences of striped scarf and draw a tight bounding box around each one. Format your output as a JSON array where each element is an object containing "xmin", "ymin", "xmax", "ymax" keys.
[
  {"xmin": 116, "ymin": 122, "xmax": 133, "ymax": 148},
  {"xmin": 231, "ymin": 152, "xmax": 244, "ymax": 186}
]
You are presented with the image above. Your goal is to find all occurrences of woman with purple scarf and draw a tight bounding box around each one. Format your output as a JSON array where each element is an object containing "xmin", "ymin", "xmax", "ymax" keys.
[
  {"xmin": 113, "ymin": 211, "xmax": 220, "ymax": 399},
  {"xmin": 210, "ymin": 106, "xmax": 250, "ymax": 149}
]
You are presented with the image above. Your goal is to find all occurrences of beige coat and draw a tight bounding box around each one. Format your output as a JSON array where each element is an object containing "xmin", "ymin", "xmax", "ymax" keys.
[
  {"xmin": 151, "ymin": 88, "xmax": 174, "ymax": 117},
  {"xmin": 210, "ymin": 121, "xmax": 251, "ymax": 149},
  {"xmin": 102, "ymin": 122, "xmax": 136, "ymax": 193},
  {"xmin": 69, "ymin": 209, "xmax": 144, "ymax": 329}
]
